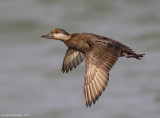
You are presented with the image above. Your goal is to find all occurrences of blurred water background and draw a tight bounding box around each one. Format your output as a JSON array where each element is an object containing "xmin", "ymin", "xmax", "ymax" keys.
[{"xmin": 0, "ymin": 0, "xmax": 160, "ymax": 118}]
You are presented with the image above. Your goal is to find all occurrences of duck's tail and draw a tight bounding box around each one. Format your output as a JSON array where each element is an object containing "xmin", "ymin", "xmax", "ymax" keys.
[
  {"xmin": 121, "ymin": 46, "xmax": 145, "ymax": 60},
  {"xmin": 122, "ymin": 52, "xmax": 145, "ymax": 60}
]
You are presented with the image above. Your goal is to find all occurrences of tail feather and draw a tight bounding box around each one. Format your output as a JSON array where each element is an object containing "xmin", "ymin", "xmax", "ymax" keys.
[
  {"xmin": 119, "ymin": 44, "xmax": 145, "ymax": 60},
  {"xmin": 122, "ymin": 52, "xmax": 145, "ymax": 60},
  {"xmin": 108, "ymin": 39, "xmax": 145, "ymax": 60}
]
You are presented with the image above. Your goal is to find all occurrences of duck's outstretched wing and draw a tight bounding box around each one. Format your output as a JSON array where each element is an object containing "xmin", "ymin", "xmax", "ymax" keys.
[
  {"xmin": 62, "ymin": 48, "xmax": 85, "ymax": 73},
  {"xmin": 84, "ymin": 42, "xmax": 121, "ymax": 107}
]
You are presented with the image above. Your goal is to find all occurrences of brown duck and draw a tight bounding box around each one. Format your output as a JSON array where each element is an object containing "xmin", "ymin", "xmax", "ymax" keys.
[{"xmin": 41, "ymin": 28, "xmax": 144, "ymax": 107}]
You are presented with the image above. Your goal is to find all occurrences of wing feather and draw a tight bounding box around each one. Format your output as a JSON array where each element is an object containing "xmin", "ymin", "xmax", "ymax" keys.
[
  {"xmin": 84, "ymin": 42, "xmax": 121, "ymax": 107},
  {"xmin": 62, "ymin": 48, "xmax": 85, "ymax": 73}
]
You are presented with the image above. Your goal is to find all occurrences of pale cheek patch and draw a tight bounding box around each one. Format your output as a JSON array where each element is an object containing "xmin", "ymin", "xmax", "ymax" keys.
[{"xmin": 54, "ymin": 33, "xmax": 70, "ymax": 41}]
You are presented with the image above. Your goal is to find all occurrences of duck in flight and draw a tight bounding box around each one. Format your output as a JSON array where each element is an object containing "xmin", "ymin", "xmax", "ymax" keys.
[{"xmin": 41, "ymin": 28, "xmax": 145, "ymax": 107}]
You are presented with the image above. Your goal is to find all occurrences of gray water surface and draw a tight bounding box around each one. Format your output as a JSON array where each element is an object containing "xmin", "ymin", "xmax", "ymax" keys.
[{"xmin": 0, "ymin": 0, "xmax": 160, "ymax": 118}]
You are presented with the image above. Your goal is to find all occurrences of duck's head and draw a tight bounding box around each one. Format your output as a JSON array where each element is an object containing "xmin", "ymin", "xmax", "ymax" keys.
[{"xmin": 41, "ymin": 28, "xmax": 70, "ymax": 41}]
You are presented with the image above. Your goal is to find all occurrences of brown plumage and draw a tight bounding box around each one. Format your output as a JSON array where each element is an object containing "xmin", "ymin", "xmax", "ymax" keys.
[{"xmin": 41, "ymin": 28, "xmax": 145, "ymax": 107}]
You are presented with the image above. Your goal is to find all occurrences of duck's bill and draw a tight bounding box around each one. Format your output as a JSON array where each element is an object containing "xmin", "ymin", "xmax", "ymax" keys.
[{"xmin": 41, "ymin": 33, "xmax": 53, "ymax": 39}]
